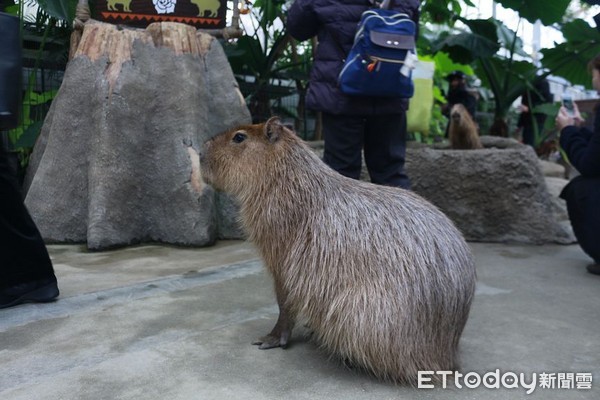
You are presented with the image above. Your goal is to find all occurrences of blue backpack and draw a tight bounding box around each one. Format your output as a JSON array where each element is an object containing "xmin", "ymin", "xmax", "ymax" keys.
[{"xmin": 338, "ymin": 5, "xmax": 417, "ymax": 98}]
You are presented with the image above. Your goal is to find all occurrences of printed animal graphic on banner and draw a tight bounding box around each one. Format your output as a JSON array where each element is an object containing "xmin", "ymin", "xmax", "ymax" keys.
[
  {"xmin": 190, "ymin": 0, "xmax": 220, "ymax": 18},
  {"xmin": 107, "ymin": 0, "xmax": 132, "ymax": 12}
]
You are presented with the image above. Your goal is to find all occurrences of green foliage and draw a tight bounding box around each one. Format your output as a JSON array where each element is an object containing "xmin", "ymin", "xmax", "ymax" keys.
[
  {"xmin": 225, "ymin": 0, "xmax": 311, "ymax": 121},
  {"xmin": 435, "ymin": 17, "xmax": 528, "ymax": 65},
  {"xmin": 431, "ymin": 51, "xmax": 474, "ymax": 81},
  {"xmin": 433, "ymin": 29, "xmax": 497, "ymax": 65},
  {"xmin": 533, "ymin": 102, "xmax": 561, "ymax": 132},
  {"xmin": 432, "ymin": 85, "xmax": 446, "ymax": 104},
  {"xmin": 37, "ymin": 0, "xmax": 77, "ymax": 22},
  {"xmin": 429, "ymin": 0, "xmax": 600, "ymax": 140},
  {"xmin": 526, "ymin": 102, "xmax": 562, "ymax": 147},
  {"xmin": 496, "ymin": 0, "xmax": 570, "ymax": 25},
  {"xmin": 5, "ymin": 0, "xmax": 75, "ymax": 25},
  {"xmin": 8, "ymin": 87, "xmax": 58, "ymax": 147},
  {"xmin": 540, "ymin": 19, "xmax": 600, "ymax": 89},
  {"xmin": 420, "ymin": 0, "xmax": 475, "ymax": 25},
  {"xmin": 7, "ymin": 73, "xmax": 59, "ymax": 166},
  {"xmin": 428, "ymin": 103, "xmax": 447, "ymax": 142}
]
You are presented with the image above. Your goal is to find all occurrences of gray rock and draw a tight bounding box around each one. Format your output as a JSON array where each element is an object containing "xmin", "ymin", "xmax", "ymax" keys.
[
  {"xmin": 303, "ymin": 138, "xmax": 574, "ymax": 244},
  {"xmin": 24, "ymin": 29, "xmax": 250, "ymax": 250},
  {"xmin": 25, "ymin": 56, "xmax": 98, "ymax": 243},
  {"xmin": 539, "ymin": 159, "xmax": 566, "ymax": 178},
  {"xmin": 479, "ymin": 135, "xmax": 524, "ymax": 149},
  {"xmin": 545, "ymin": 176, "xmax": 570, "ymax": 220},
  {"xmin": 404, "ymin": 144, "xmax": 576, "ymax": 244}
]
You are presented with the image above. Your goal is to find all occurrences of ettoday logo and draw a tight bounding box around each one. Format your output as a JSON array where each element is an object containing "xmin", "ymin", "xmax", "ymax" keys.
[{"xmin": 418, "ymin": 370, "xmax": 593, "ymax": 394}]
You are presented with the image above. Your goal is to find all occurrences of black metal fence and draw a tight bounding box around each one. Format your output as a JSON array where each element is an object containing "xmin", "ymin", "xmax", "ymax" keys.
[{"xmin": 1, "ymin": 27, "xmax": 66, "ymax": 155}]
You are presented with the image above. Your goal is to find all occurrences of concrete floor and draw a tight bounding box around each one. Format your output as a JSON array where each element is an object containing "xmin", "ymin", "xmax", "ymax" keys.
[{"xmin": 1, "ymin": 240, "xmax": 598, "ymax": 399}]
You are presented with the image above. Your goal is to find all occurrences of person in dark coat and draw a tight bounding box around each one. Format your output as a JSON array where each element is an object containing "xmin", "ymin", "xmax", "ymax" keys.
[
  {"xmin": 442, "ymin": 70, "xmax": 477, "ymax": 119},
  {"xmin": 441, "ymin": 70, "xmax": 477, "ymax": 137},
  {"xmin": 286, "ymin": 0, "xmax": 420, "ymax": 189},
  {"xmin": 1, "ymin": 12, "xmax": 59, "ymax": 308},
  {"xmin": 517, "ymin": 78, "xmax": 553, "ymax": 147},
  {"xmin": 555, "ymin": 54, "xmax": 600, "ymax": 276}
]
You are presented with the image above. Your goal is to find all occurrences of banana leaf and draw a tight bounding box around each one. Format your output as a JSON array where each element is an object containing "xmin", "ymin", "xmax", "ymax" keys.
[
  {"xmin": 496, "ymin": 0, "xmax": 570, "ymax": 26},
  {"xmin": 37, "ymin": 0, "xmax": 77, "ymax": 23},
  {"xmin": 540, "ymin": 19, "xmax": 600, "ymax": 89}
]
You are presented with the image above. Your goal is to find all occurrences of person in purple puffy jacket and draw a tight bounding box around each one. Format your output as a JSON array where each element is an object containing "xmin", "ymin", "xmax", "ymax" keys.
[{"xmin": 287, "ymin": 0, "xmax": 420, "ymax": 189}]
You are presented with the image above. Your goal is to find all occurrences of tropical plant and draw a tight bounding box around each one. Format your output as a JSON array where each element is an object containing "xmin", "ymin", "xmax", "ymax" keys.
[
  {"xmin": 430, "ymin": 0, "xmax": 600, "ymax": 145},
  {"xmin": 420, "ymin": 0, "xmax": 475, "ymax": 26},
  {"xmin": 224, "ymin": 0, "xmax": 311, "ymax": 123}
]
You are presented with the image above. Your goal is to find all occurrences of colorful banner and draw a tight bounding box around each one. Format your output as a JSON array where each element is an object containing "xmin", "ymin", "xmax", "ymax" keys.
[{"xmin": 96, "ymin": 0, "xmax": 226, "ymax": 29}]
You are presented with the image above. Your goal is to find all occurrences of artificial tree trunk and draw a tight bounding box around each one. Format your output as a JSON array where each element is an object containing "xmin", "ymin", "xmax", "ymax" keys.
[{"xmin": 24, "ymin": 21, "xmax": 250, "ymax": 250}]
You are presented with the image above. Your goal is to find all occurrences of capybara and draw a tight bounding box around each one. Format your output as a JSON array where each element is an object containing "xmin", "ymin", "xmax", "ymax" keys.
[
  {"xmin": 449, "ymin": 103, "xmax": 483, "ymax": 150},
  {"xmin": 200, "ymin": 117, "xmax": 477, "ymax": 384}
]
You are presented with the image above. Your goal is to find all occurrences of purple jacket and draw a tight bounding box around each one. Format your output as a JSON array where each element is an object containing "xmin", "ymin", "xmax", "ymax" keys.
[{"xmin": 287, "ymin": 0, "xmax": 420, "ymax": 116}]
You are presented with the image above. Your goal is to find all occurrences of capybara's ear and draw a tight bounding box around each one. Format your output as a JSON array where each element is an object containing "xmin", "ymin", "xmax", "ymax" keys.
[{"xmin": 264, "ymin": 117, "xmax": 283, "ymax": 143}]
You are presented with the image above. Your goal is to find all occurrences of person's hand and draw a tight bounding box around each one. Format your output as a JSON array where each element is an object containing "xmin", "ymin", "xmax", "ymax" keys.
[
  {"xmin": 555, "ymin": 105, "xmax": 583, "ymax": 131},
  {"xmin": 519, "ymin": 104, "xmax": 529, "ymax": 113},
  {"xmin": 570, "ymin": 100, "xmax": 583, "ymax": 122}
]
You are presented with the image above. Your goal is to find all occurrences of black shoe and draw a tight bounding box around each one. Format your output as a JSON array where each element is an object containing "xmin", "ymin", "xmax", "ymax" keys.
[
  {"xmin": 586, "ymin": 264, "xmax": 600, "ymax": 276},
  {"xmin": 0, "ymin": 277, "xmax": 59, "ymax": 309}
]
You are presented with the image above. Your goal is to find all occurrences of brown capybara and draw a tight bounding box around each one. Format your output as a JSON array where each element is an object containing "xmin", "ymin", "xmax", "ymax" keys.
[
  {"xmin": 449, "ymin": 103, "xmax": 483, "ymax": 150},
  {"xmin": 200, "ymin": 117, "xmax": 477, "ymax": 384}
]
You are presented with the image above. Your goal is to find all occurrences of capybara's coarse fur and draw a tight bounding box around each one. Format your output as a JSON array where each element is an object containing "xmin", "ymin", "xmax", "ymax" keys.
[
  {"xmin": 449, "ymin": 104, "xmax": 483, "ymax": 150},
  {"xmin": 200, "ymin": 118, "xmax": 477, "ymax": 384}
]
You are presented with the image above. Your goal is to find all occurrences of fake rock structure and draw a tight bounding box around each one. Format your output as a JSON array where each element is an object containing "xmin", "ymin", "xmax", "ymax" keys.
[
  {"xmin": 24, "ymin": 21, "xmax": 250, "ymax": 250},
  {"xmin": 405, "ymin": 137, "xmax": 575, "ymax": 244}
]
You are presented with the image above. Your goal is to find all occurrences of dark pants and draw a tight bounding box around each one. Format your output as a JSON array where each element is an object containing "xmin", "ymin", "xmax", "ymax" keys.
[
  {"xmin": 560, "ymin": 176, "xmax": 600, "ymax": 264},
  {"xmin": 322, "ymin": 112, "xmax": 410, "ymax": 189},
  {"xmin": 0, "ymin": 145, "xmax": 55, "ymax": 289}
]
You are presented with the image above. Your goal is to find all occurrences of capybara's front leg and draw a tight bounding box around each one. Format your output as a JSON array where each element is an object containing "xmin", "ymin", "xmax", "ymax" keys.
[{"xmin": 253, "ymin": 284, "xmax": 295, "ymax": 349}]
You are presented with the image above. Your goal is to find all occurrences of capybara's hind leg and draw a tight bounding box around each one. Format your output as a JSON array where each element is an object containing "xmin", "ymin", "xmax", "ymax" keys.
[{"xmin": 253, "ymin": 285, "xmax": 296, "ymax": 349}]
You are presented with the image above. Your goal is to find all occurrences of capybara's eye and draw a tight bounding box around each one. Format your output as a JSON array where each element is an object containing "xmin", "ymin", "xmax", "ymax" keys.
[{"xmin": 232, "ymin": 132, "xmax": 247, "ymax": 143}]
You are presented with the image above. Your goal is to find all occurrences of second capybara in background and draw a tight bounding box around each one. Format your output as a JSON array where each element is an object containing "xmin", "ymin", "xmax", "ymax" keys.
[
  {"xmin": 449, "ymin": 103, "xmax": 483, "ymax": 150},
  {"xmin": 200, "ymin": 117, "xmax": 477, "ymax": 384}
]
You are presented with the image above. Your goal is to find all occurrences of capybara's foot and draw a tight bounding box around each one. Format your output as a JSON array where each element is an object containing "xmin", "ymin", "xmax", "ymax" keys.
[{"xmin": 252, "ymin": 331, "xmax": 290, "ymax": 349}]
